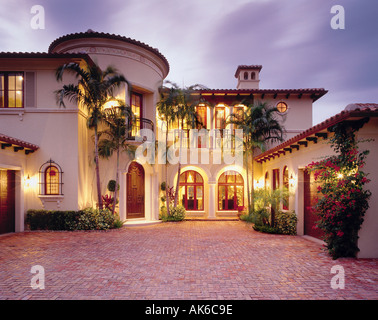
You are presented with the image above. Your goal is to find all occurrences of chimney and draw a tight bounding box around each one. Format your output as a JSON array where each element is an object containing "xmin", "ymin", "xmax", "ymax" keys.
[{"xmin": 235, "ymin": 65, "xmax": 262, "ymax": 89}]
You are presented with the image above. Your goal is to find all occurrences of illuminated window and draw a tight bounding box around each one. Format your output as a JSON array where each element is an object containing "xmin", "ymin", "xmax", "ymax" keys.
[
  {"xmin": 179, "ymin": 170, "xmax": 204, "ymax": 211},
  {"xmin": 0, "ymin": 72, "xmax": 24, "ymax": 108},
  {"xmin": 39, "ymin": 160, "xmax": 63, "ymax": 195},
  {"xmin": 130, "ymin": 92, "xmax": 143, "ymax": 136},
  {"xmin": 215, "ymin": 105, "xmax": 225, "ymax": 130},
  {"xmin": 218, "ymin": 171, "xmax": 244, "ymax": 210},
  {"xmin": 276, "ymin": 102, "xmax": 288, "ymax": 113},
  {"xmin": 196, "ymin": 105, "xmax": 207, "ymax": 129},
  {"xmin": 45, "ymin": 166, "xmax": 60, "ymax": 195}
]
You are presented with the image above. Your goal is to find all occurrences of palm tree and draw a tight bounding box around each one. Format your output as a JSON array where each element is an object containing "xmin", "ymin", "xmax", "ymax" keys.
[
  {"xmin": 55, "ymin": 61, "xmax": 130, "ymax": 209},
  {"xmin": 229, "ymin": 102, "xmax": 284, "ymax": 212},
  {"xmin": 98, "ymin": 104, "xmax": 135, "ymax": 215},
  {"xmin": 157, "ymin": 81, "xmax": 206, "ymax": 210},
  {"xmin": 157, "ymin": 84, "xmax": 176, "ymax": 216}
]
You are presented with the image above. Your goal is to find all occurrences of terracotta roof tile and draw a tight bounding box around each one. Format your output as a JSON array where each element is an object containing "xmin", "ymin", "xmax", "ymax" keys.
[
  {"xmin": 254, "ymin": 104, "xmax": 378, "ymax": 161},
  {"xmin": 0, "ymin": 133, "xmax": 39, "ymax": 152}
]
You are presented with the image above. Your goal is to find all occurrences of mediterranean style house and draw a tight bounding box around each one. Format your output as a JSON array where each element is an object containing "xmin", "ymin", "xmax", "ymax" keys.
[{"xmin": 0, "ymin": 30, "xmax": 377, "ymax": 258}]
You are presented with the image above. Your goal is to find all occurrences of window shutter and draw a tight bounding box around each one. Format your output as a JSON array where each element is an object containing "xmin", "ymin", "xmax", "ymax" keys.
[{"xmin": 25, "ymin": 72, "xmax": 35, "ymax": 108}]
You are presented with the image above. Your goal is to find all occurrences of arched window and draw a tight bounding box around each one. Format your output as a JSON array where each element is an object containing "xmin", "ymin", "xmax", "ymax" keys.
[
  {"xmin": 251, "ymin": 72, "xmax": 256, "ymax": 80},
  {"xmin": 45, "ymin": 166, "xmax": 59, "ymax": 195},
  {"xmin": 283, "ymin": 166, "xmax": 289, "ymax": 210},
  {"xmin": 179, "ymin": 170, "xmax": 204, "ymax": 210},
  {"xmin": 39, "ymin": 159, "xmax": 63, "ymax": 195},
  {"xmin": 218, "ymin": 171, "xmax": 244, "ymax": 210},
  {"xmin": 243, "ymin": 72, "xmax": 248, "ymax": 80}
]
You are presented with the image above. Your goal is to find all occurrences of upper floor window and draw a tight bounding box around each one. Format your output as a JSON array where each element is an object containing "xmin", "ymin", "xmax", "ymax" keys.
[
  {"xmin": 276, "ymin": 102, "xmax": 288, "ymax": 113},
  {"xmin": 196, "ymin": 105, "xmax": 207, "ymax": 129},
  {"xmin": 215, "ymin": 105, "xmax": 226, "ymax": 130},
  {"xmin": 0, "ymin": 72, "xmax": 24, "ymax": 108},
  {"xmin": 130, "ymin": 92, "xmax": 143, "ymax": 136}
]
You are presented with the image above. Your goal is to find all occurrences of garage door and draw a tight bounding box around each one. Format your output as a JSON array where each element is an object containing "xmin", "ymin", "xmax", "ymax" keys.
[
  {"xmin": 0, "ymin": 170, "xmax": 15, "ymax": 234},
  {"xmin": 303, "ymin": 170, "xmax": 324, "ymax": 240}
]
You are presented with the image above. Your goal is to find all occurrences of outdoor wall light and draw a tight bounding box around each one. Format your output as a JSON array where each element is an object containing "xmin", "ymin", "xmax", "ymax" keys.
[
  {"xmin": 24, "ymin": 174, "xmax": 37, "ymax": 190},
  {"xmin": 289, "ymin": 174, "xmax": 296, "ymax": 188},
  {"xmin": 24, "ymin": 174, "xmax": 31, "ymax": 188},
  {"xmin": 254, "ymin": 179, "xmax": 264, "ymax": 189}
]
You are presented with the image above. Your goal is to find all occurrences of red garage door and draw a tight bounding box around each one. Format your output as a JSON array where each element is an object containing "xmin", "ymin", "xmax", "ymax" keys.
[
  {"xmin": 304, "ymin": 170, "xmax": 324, "ymax": 240},
  {"xmin": 0, "ymin": 170, "xmax": 15, "ymax": 234}
]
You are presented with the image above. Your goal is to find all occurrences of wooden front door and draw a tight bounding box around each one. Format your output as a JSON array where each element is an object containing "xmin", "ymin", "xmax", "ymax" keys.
[
  {"xmin": 0, "ymin": 170, "xmax": 15, "ymax": 234},
  {"xmin": 304, "ymin": 170, "xmax": 325, "ymax": 240},
  {"xmin": 126, "ymin": 162, "xmax": 145, "ymax": 218}
]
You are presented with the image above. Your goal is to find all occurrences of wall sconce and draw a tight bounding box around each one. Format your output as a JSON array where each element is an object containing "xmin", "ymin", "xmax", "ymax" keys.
[
  {"xmin": 25, "ymin": 174, "xmax": 31, "ymax": 188},
  {"xmin": 24, "ymin": 174, "xmax": 37, "ymax": 190},
  {"xmin": 254, "ymin": 179, "xmax": 264, "ymax": 189},
  {"xmin": 289, "ymin": 174, "xmax": 296, "ymax": 188}
]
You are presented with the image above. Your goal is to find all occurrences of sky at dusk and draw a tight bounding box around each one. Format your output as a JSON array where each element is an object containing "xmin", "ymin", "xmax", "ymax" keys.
[{"xmin": 0, "ymin": 0, "xmax": 377, "ymax": 125}]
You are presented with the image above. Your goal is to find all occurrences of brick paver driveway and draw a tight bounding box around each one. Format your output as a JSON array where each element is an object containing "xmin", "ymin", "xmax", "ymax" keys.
[{"xmin": 0, "ymin": 221, "xmax": 377, "ymax": 300}]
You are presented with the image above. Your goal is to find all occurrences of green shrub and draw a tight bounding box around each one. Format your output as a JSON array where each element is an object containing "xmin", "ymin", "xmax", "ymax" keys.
[
  {"xmin": 26, "ymin": 208, "xmax": 117, "ymax": 231},
  {"xmin": 75, "ymin": 208, "xmax": 115, "ymax": 230},
  {"xmin": 275, "ymin": 210, "xmax": 297, "ymax": 235},
  {"xmin": 253, "ymin": 224, "xmax": 279, "ymax": 234},
  {"xmin": 160, "ymin": 205, "xmax": 186, "ymax": 221},
  {"xmin": 26, "ymin": 209, "xmax": 79, "ymax": 230}
]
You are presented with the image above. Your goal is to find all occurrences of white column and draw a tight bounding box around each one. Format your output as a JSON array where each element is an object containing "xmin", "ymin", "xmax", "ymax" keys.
[
  {"xmin": 208, "ymin": 182, "xmax": 216, "ymax": 219},
  {"xmin": 119, "ymin": 172, "xmax": 126, "ymax": 221}
]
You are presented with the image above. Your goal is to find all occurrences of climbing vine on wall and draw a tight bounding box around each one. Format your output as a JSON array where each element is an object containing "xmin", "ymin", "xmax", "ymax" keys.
[{"xmin": 306, "ymin": 118, "xmax": 372, "ymax": 259}]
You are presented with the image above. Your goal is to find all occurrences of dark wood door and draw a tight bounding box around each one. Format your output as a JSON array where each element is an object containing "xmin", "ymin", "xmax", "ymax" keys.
[
  {"xmin": 304, "ymin": 170, "xmax": 325, "ymax": 240},
  {"xmin": 0, "ymin": 170, "xmax": 15, "ymax": 234},
  {"xmin": 126, "ymin": 162, "xmax": 145, "ymax": 218}
]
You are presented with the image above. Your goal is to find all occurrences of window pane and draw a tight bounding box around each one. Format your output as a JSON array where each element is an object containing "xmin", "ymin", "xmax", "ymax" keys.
[
  {"xmin": 227, "ymin": 186, "xmax": 235, "ymax": 210},
  {"xmin": 196, "ymin": 186, "xmax": 203, "ymax": 210},
  {"xmin": 180, "ymin": 173, "xmax": 186, "ymax": 183},
  {"xmin": 46, "ymin": 166, "xmax": 59, "ymax": 195},
  {"xmin": 226, "ymin": 172, "xmax": 235, "ymax": 183},
  {"xmin": 8, "ymin": 75, "xmax": 15, "ymax": 90},
  {"xmin": 187, "ymin": 171, "xmax": 194, "ymax": 183},
  {"xmin": 219, "ymin": 173, "xmax": 226, "ymax": 183},
  {"xmin": 16, "ymin": 74, "xmax": 23, "ymax": 90},
  {"xmin": 236, "ymin": 186, "xmax": 244, "ymax": 207},
  {"xmin": 219, "ymin": 186, "xmax": 225, "ymax": 210},
  {"xmin": 195, "ymin": 172, "xmax": 203, "ymax": 183},
  {"xmin": 179, "ymin": 186, "xmax": 185, "ymax": 207},
  {"xmin": 236, "ymin": 173, "xmax": 243, "ymax": 184},
  {"xmin": 187, "ymin": 186, "xmax": 194, "ymax": 210},
  {"xmin": 8, "ymin": 91, "xmax": 15, "ymax": 108}
]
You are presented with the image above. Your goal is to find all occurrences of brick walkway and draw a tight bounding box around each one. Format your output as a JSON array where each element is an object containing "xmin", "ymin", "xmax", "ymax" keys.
[{"xmin": 0, "ymin": 221, "xmax": 377, "ymax": 300}]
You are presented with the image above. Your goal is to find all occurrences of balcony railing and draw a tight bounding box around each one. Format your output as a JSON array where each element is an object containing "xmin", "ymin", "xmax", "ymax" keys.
[{"xmin": 127, "ymin": 117, "xmax": 154, "ymax": 141}]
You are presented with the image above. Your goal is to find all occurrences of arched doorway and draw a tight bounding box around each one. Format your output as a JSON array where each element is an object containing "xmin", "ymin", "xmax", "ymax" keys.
[{"xmin": 126, "ymin": 162, "xmax": 145, "ymax": 219}]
